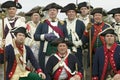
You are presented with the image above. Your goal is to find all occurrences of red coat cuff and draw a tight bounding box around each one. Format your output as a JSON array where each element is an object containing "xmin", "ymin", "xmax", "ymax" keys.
[
  {"xmin": 92, "ymin": 76, "xmax": 98, "ymax": 80},
  {"xmin": 36, "ymin": 69, "xmax": 43, "ymax": 73},
  {"xmin": 83, "ymin": 31, "xmax": 89, "ymax": 37},
  {"xmin": 117, "ymin": 70, "xmax": 120, "ymax": 74},
  {"xmin": 76, "ymin": 72, "xmax": 83, "ymax": 79},
  {"xmin": 0, "ymin": 48, "xmax": 4, "ymax": 54}
]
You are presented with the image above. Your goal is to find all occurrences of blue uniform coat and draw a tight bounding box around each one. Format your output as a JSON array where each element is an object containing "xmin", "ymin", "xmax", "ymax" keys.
[
  {"xmin": 34, "ymin": 21, "xmax": 68, "ymax": 72},
  {"xmin": 0, "ymin": 45, "xmax": 40, "ymax": 80},
  {"xmin": 46, "ymin": 53, "xmax": 83, "ymax": 80},
  {"xmin": 64, "ymin": 19, "xmax": 85, "ymax": 65},
  {"xmin": 92, "ymin": 43, "xmax": 120, "ymax": 80}
]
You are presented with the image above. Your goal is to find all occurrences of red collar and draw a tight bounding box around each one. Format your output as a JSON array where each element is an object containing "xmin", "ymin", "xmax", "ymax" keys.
[
  {"xmin": 104, "ymin": 42, "xmax": 117, "ymax": 55},
  {"xmin": 56, "ymin": 52, "xmax": 67, "ymax": 58},
  {"xmin": 101, "ymin": 42, "xmax": 118, "ymax": 79}
]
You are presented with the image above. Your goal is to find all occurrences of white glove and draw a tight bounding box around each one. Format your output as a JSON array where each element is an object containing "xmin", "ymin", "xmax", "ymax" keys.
[
  {"xmin": 113, "ymin": 74, "xmax": 120, "ymax": 80},
  {"xmin": 72, "ymin": 47, "xmax": 77, "ymax": 53},
  {"xmin": 70, "ymin": 77, "xmax": 75, "ymax": 80},
  {"xmin": 73, "ymin": 40, "xmax": 82, "ymax": 48},
  {"xmin": 38, "ymin": 72, "xmax": 46, "ymax": 79},
  {"xmin": 70, "ymin": 75, "xmax": 81, "ymax": 80}
]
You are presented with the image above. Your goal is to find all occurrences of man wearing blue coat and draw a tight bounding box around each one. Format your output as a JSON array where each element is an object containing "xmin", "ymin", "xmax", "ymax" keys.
[
  {"xmin": 34, "ymin": 3, "xmax": 68, "ymax": 72},
  {"xmin": 46, "ymin": 38, "xmax": 83, "ymax": 80},
  {"xmin": 92, "ymin": 28, "xmax": 120, "ymax": 80},
  {"xmin": 60, "ymin": 3, "xmax": 85, "ymax": 66},
  {"xmin": 0, "ymin": 27, "xmax": 46, "ymax": 80}
]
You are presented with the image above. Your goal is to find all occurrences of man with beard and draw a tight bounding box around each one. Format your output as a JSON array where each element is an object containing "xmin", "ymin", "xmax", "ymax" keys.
[
  {"xmin": 0, "ymin": 27, "xmax": 46, "ymax": 80},
  {"xmin": 0, "ymin": 1, "xmax": 26, "ymax": 79}
]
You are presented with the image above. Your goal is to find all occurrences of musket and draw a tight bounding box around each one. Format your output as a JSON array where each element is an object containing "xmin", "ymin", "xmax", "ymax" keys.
[
  {"xmin": 76, "ymin": 0, "xmax": 78, "ymax": 6},
  {"xmin": 87, "ymin": 0, "xmax": 93, "ymax": 80},
  {"xmin": 0, "ymin": 8, "xmax": 6, "ymax": 80}
]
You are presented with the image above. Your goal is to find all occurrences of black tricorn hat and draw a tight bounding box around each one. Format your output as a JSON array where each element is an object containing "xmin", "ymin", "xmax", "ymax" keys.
[
  {"xmin": 1, "ymin": 1, "xmax": 22, "ymax": 9},
  {"xmin": 25, "ymin": 6, "xmax": 44, "ymax": 17},
  {"xmin": 10, "ymin": 27, "xmax": 31, "ymax": 38},
  {"xmin": 42, "ymin": 3, "xmax": 63, "ymax": 11},
  {"xmin": 91, "ymin": 8, "xmax": 107, "ymax": 16},
  {"xmin": 51, "ymin": 38, "xmax": 74, "ymax": 47},
  {"xmin": 60, "ymin": 3, "xmax": 79, "ymax": 13},
  {"xmin": 99, "ymin": 28, "xmax": 117, "ymax": 36},
  {"xmin": 107, "ymin": 8, "xmax": 120, "ymax": 15},
  {"xmin": 78, "ymin": 2, "xmax": 93, "ymax": 9}
]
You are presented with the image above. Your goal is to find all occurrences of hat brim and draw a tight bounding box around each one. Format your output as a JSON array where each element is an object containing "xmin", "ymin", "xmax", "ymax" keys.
[
  {"xmin": 10, "ymin": 27, "xmax": 31, "ymax": 38},
  {"xmin": 51, "ymin": 38, "xmax": 74, "ymax": 47}
]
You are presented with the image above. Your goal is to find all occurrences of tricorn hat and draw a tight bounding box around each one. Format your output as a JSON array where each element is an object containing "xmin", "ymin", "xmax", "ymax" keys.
[
  {"xmin": 10, "ymin": 27, "xmax": 31, "ymax": 38},
  {"xmin": 25, "ymin": 6, "xmax": 44, "ymax": 17},
  {"xmin": 91, "ymin": 8, "xmax": 107, "ymax": 16},
  {"xmin": 60, "ymin": 3, "xmax": 79, "ymax": 13},
  {"xmin": 78, "ymin": 2, "xmax": 93, "ymax": 9},
  {"xmin": 51, "ymin": 38, "xmax": 74, "ymax": 47},
  {"xmin": 99, "ymin": 28, "xmax": 117, "ymax": 36},
  {"xmin": 1, "ymin": 0, "xmax": 22, "ymax": 9},
  {"xmin": 107, "ymin": 8, "xmax": 120, "ymax": 15},
  {"xmin": 42, "ymin": 3, "xmax": 63, "ymax": 11}
]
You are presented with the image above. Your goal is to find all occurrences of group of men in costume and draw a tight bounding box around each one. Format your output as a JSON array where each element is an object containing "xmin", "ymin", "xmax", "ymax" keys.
[{"xmin": 0, "ymin": 0, "xmax": 120, "ymax": 80}]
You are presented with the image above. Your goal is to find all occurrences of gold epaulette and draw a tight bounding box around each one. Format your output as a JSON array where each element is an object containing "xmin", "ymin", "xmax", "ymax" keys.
[
  {"xmin": 59, "ymin": 20, "xmax": 64, "ymax": 25},
  {"xmin": 41, "ymin": 18, "xmax": 48, "ymax": 23}
]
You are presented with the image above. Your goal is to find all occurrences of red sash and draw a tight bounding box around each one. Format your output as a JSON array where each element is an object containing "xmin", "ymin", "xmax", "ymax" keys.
[{"xmin": 45, "ymin": 19, "xmax": 64, "ymax": 37}]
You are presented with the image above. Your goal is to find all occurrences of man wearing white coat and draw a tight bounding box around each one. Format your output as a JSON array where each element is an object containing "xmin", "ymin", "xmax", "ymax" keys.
[{"xmin": 0, "ymin": 0, "xmax": 26, "ymax": 46}]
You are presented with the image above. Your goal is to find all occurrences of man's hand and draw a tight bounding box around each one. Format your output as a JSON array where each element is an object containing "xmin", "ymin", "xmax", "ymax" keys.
[
  {"xmin": 73, "ymin": 40, "xmax": 82, "ymax": 48},
  {"xmin": 38, "ymin": 72, "xmax": 46, "ymax": 79},
  {"xmin": 85, "ymin": 22, "xmax": 93, "ymax": 32},
  {"xmin": 1, "ymin": 39, "xmax": 5, "ymax": 47},
  {"xmin": 113, "ymin": 74, "xmax": 120, "ymax": 80},
  {"xmin": 70, "ymin": 75, "xmax": 81, "ymax": 80}
]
